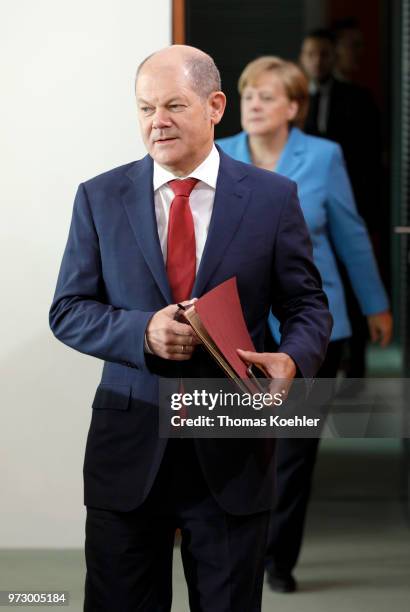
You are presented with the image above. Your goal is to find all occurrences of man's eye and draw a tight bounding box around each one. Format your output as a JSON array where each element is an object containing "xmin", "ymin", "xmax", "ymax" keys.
[
  {"xmin": 169, "ymin": 104, "xmax": 184, "ymax": 110},
  {"xmin": 140, "ymin": 107, "xmax": 153, "ymax": 114}
]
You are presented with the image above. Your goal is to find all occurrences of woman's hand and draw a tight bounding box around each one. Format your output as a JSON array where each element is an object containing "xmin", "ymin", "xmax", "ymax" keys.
[{"xmin": 367, "ymin": 311, "xmax": 393, "ymax": 348}]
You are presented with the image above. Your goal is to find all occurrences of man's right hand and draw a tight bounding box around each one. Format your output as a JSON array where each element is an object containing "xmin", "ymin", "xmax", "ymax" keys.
[{"xmin": 145, "ymin": 302, "xmax": 201, "ymax": 360}]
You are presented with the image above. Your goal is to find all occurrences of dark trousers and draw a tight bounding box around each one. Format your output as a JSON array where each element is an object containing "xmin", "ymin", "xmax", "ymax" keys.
[
  {"xmin": 335, "ymin": 258, "xmax": 368, "ymax": 378},
  {"xmin": 344, "ymin": 282, "xmax": 368, "ymax": 378},
  {"xmin": 265, "ymin": 339, "xmax": 345, "ymax": 575},
  {"xmin": 84, "ymin": 439, "xmax": 269, "ymax": 611}
]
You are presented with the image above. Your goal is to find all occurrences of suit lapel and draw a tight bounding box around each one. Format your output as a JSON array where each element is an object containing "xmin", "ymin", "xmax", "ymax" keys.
[
  {"xmin": 123, "ymin": 155, "xmax": 172, "ymax": 303},
  {"xmin": 275, "ymin": 127, "xmax": 306, "ymax": 178},
  {"xmin": 122, "ymin": 150, "xmax": 251, "ymax": 303},
  {"xmin": 192, "ymin": 150, "xmax": 251, "ymax": 297}
]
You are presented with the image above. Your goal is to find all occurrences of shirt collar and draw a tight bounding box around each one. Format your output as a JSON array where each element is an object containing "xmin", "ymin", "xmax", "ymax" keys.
[
  {"xmin": 308, "ymin": 77, "xmax": 333, "ymax": 95},
  {"xmin": 153, "ymin": 144, "xmax": 220, "ymax": 191}
]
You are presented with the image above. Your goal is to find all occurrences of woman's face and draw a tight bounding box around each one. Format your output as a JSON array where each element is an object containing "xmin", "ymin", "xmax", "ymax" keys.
[{"xmin": 241, "ymin": 71, "xmax": 298, "ymax": 136}]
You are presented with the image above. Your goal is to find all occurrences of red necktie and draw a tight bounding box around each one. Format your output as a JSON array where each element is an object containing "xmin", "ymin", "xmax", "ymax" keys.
[{"xmin": 166, "ymin": 178, "xmax": 199, "ymax": 302}]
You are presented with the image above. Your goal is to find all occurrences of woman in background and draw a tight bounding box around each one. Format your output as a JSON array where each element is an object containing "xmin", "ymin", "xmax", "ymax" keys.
[{"xmin": 217, "ymin": 56, "xmax": 392, "ymax": 593}]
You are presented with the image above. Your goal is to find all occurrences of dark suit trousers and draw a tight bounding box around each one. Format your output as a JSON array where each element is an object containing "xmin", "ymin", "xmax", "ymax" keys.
[
  {"xmin": 264, "ymin": 339, "xmax": 345, "ymax": 575},
  {"xmin": 84, "ymin": 439, "xmax": 269, "ymax": 612}
]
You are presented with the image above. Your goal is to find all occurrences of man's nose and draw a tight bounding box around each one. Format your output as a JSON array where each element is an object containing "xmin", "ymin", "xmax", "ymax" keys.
[{"xmin": 152, "ymin": 109, "xmax": 172, "ymax": 129}]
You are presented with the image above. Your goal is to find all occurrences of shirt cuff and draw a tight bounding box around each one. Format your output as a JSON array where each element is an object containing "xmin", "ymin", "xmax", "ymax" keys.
[{"xmin": 144, "ymin": 334, "xmax": 153, "ymax": 354}]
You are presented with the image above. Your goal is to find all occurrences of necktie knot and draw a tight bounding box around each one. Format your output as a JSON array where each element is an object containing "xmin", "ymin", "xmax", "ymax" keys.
[{"xmin": 168, "ymin": 178, "xmax": 199, "ymax": 197}]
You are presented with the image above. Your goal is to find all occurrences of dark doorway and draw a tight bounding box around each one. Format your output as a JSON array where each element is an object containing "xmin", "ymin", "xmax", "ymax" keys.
[{"xmin": 176, "ymin": 0, "xmax": 410, "ymax": 515}]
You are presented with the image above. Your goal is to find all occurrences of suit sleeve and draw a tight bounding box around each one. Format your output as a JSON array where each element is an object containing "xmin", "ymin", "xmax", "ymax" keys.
[
  {"xmin": 49, "ymin": 183, "xmax": 155, "ymax": 369},
  {"xmin": 271, "ymin": 183, "xmax": 333, "ymax": 378},
  {"xmin": 325, "ymin": 145, "xmax": 389, "ymax": 315}
]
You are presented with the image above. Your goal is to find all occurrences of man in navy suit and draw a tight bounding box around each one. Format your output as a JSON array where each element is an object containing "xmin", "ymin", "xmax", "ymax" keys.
[{"xmin": 50, "ymin": 45, "xmax": 332, "ymax": 611}]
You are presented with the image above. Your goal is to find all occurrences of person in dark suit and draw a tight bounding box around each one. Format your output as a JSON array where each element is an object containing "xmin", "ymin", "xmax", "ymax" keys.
[
  {"xmin": 300, "ymin": 28, "xmax": 381, "ymax": 233},
  {"xmin": 300, "ymin": 28, "xmax": 384, "ymax": 379},
  {"xmin": 49, "ymin": 45, "xmax": 332, "ymax": 612},
  {"xmin": 332, "ymin": 17, "xmax": 365, "ymax": 84}
]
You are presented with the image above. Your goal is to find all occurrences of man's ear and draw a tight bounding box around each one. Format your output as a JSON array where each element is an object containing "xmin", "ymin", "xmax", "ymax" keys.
[{"xmin": 208, "ymin": 91, "xmax": 226, "ymax": 126}]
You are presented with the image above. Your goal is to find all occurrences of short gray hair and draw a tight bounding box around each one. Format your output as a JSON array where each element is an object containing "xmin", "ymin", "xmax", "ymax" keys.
[
  {"xmin": 135, "ymin": 52, "xmax": 221, "ymax": 99},
  {"xmin": 184, "ymin": 55, "xmax": 221, "ymax": 98}
]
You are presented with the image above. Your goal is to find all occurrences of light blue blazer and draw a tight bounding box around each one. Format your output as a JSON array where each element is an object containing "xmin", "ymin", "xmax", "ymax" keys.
[{"xmin": 217, "ymin": 127, "xmax": 389, "ymax": 342}]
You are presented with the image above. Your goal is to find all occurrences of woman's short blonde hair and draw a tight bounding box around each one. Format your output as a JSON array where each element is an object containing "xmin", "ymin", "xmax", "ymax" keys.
[{"xmin": 238, "ymin": 56, "xmax": 309, "ymax": 128}]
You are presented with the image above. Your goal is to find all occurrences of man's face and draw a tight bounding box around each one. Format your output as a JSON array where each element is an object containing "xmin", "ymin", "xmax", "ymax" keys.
[
  {"xmin": 136, "ymin": 64, "xmax": 224, "ymax": 176},
  {"xmin": 300, "ymin": 37, "xmax": 335, "ymax": 82},
  {"xmin": 335, "ymin": 28, "xmax": 363, "ymax": 76}
]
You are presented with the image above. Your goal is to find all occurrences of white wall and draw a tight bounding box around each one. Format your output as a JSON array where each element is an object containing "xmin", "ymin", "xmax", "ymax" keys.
[{"xmin": 0, "ymin": 0, "xmax": 170, "ymax": 548}]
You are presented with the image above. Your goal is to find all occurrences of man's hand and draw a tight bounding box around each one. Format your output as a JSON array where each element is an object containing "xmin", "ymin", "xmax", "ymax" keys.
[
  {"xmin": 237, "ymin": 349, "xmax": 297, "ymax": 399},
  {"xmin": 146, "ymin": 301, "xmax": 201, "ymax": 360},
  {"xmin": 367, "ymin": 310, "xmax": 393, "ymax": 348}
]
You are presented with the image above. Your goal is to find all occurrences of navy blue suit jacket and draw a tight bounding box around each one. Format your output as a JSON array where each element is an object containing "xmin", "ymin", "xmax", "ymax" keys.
[{"xmin": 50, "ymin": 148, "xmax": 332, "ymax": 514}]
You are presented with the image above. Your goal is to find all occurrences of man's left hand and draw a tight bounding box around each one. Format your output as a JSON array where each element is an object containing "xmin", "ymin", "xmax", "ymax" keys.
[{"xmin": 237, "ymin": 349, "xmax": 297, "ymax": 399}]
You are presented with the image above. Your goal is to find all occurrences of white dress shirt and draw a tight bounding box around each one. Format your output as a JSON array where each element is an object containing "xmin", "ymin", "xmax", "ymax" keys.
[
  {"xmin": 153, "ymin": 144, "xmax": 220, "ymax": 272},
  {"xmin": 308, "ymin": 78, "xmax": 332, "ymax": 134}
]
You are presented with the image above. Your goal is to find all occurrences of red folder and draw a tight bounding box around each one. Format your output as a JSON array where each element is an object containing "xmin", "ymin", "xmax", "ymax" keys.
[{"xmin": 182, "ymin": 277, "xmax": 266, "ymax": 392}]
